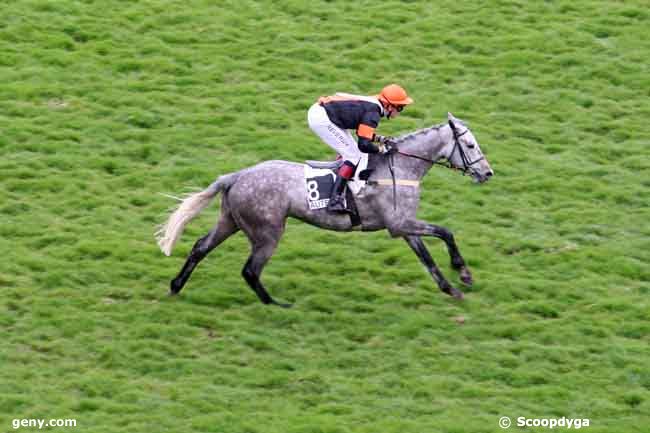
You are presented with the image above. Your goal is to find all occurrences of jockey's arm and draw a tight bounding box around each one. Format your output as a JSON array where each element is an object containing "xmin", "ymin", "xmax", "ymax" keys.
[
  {"xmin": 356, "ymin": 123, "xmax": 381, "ymax": 153},
  {"xmin": 358, "ymin": 137, "xmax": 380, "ymax": 153},
  {"xmin": 357, "ymin": 128, "xmax": 395, "ymax": 154},
  {"xmin": 356, "ymin": 108, "xmax": 391, "ymax": 153}
]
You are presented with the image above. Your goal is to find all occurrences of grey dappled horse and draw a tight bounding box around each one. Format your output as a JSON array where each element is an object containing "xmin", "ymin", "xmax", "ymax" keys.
[{"xmin": 156, "ymin": 113, "xmax": 493, "ymax": 307}]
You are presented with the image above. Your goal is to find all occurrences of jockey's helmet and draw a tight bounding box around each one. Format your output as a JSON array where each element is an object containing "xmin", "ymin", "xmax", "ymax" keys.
[{"xmin": 378, "ymin": 84, "xmax": 413, "ymax": 106}]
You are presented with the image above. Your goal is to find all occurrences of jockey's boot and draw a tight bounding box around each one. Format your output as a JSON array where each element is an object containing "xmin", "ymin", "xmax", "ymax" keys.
[{"xmin": 328, "ymin": 161, "xmax": 355, "ymax": 213}]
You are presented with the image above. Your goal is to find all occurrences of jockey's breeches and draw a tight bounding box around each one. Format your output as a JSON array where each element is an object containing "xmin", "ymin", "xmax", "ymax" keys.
[{"xmin": 308, "ymin": 103, "xmax": 361, "ymax": 164}]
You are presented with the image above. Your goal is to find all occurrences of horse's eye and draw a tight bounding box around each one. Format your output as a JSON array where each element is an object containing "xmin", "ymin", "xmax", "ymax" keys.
[{"xmin": 466, "ymin": 143, "xmax": 475, "ymax": 149}]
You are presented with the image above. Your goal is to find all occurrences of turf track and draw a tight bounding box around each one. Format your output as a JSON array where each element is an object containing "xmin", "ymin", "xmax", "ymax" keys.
[{"xmin": 0, "ymin": 1, "xmax": 648, "ymax": 432}]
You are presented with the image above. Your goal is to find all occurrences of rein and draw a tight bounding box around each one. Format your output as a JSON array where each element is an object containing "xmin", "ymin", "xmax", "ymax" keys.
[
  {"xmin": 387, "ymin": 153, "xmax": 397, "ymax": 210},
  {"xmin": 396, "ymin": 149, "xmax": 449, "ymax": 167}
]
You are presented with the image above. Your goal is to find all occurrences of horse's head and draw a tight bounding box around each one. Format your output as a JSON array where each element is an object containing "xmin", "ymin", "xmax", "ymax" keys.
[{"xmin": 445, "ymin": 112, "xmax": 493, "ymax": 183}]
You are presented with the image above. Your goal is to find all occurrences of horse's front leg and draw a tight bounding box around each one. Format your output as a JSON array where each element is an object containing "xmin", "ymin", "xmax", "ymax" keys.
[
  {"xmin": 390, "ymin": 219, "xmax": 473, "ymax": 287},
  {"xmin": 404, "ymin": 235, "xmax": 464, "ymax": 299}
]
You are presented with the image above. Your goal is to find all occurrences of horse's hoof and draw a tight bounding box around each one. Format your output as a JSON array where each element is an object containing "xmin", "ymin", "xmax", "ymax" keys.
[
  {"xmin": 451, "ymin": 289, "xmax": 465, "ymax": 300},
  {"xmin": 272, "ymin": 300, "xmax": 293, "ymax": 309},
  {"xmin": 460, "ymin": 268, "xmax": 474, "ymax": 287},
  {"xmin": 170, "ymin": 279, "xmax": 183, "ymax": 295},
  {"xmin": 441, "ymin": 284, "xmax": 464, "ymax": 300}
]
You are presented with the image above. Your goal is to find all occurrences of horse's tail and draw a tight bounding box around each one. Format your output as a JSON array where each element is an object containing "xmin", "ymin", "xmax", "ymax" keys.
[{"xmin": 155, "ymin": 172, "xmax": 239, "ymax": 256}]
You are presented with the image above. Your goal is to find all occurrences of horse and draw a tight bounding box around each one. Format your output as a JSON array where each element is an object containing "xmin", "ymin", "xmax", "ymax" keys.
[{"xmin": 156, "ymin": 112, "xmax": 493, "ymax": 307}]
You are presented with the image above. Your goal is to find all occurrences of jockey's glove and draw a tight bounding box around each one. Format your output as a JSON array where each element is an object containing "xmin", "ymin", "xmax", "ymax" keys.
[
  {"xmin": 373, "ymin": 134, "xmax": 390, "ymax": 144},
  {"xmin": 374, "ymin": 135, "xmax": 397, "ymax": 154}
]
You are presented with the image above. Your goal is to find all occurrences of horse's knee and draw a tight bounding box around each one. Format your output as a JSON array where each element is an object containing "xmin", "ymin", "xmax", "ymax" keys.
[
  {"xmin": 387, "ymin": 228, "xmax": 403, "ymax": 238},
  {"xmin": 432, "ymin": 226, "xmax": 454, "ymax": 243},
  {"xmin": 386, "ymin": 222, "xmax": 408, "ymax": 237}
]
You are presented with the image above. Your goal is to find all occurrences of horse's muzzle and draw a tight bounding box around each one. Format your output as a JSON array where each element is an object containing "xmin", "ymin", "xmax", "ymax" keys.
[{"xmin": 473, "ymin": 170, "xmax": 493, "ymax": 184}]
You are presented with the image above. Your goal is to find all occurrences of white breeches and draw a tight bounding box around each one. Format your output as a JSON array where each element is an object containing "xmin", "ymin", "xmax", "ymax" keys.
[{"xmin": 307, "ymin": 103, "xmax": 362, "ymax": 164}]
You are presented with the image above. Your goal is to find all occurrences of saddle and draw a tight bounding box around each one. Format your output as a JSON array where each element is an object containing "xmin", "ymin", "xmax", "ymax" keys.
[
  {"xmin": 306, "ymin": 160, "xmax": 343, "ymax": 170},
  {"xmin": 303, "ymin": 158, "xmax": 374, "ymax": 227},
  {"xmin": 305, "ymin": 160, "xmax": 373, "ymax": 180}
]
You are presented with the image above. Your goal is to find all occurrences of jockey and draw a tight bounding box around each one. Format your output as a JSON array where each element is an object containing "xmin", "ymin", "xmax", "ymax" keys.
[{"xmin": 308, "ymin": 84, "xmax": 413, "ymax": 212}]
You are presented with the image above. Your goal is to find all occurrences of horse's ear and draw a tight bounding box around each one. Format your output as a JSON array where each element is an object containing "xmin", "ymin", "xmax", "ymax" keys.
[{"xmin": 447, "ymin": 112, "xmax": 457, "ymax": 130}]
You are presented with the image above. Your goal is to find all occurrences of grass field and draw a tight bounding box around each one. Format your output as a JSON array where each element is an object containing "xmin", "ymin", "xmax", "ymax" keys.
[{"xmin": 1, "ymin": 1, "xmax": 649, "ymax": 432}]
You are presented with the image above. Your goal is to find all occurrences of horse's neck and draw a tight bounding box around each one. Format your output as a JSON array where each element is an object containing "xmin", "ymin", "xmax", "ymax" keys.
[{"xmin": 383, "ymin": 124, "xmax": 451, "ymax": 179}]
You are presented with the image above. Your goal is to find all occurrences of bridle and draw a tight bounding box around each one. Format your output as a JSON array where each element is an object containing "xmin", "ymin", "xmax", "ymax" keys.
[
  {"xmin": 383, "ymin": 123, "xmax": 486, "ymax": 210},
  {"xmin": 396, "ymin": 124, "xmax": 485, "ymax": 175}
]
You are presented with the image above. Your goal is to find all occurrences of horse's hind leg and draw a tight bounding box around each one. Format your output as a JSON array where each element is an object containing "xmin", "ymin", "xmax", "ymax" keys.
[
  {"xmin": 240, "ymin": 224, "xmax": 290, "ymax": 308},
  {"xmin": 170, "ymin": 210, "xmax": 238, "ymax": 295}
]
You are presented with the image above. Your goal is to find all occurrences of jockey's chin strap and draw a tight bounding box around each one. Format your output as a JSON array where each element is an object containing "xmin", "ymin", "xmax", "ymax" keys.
[{"xmin": 395, "ymin": 127, "xmax": 484, "ymax": 175}]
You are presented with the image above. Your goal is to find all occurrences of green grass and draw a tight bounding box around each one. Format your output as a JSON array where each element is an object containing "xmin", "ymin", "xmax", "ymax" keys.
[{"xmin": 1, "ymin": 1, "xmax": 649, "ymax": 432}]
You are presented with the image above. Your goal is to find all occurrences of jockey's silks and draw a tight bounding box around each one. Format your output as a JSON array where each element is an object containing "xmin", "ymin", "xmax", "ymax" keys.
[{"xmin": 317, "ymin": 93, "xmax": 385, "ymax": 152}]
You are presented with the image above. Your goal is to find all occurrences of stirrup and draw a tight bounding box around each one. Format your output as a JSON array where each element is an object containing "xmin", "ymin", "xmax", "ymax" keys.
[{"xmin": 327, "ymin": 195, "xmax": 350, "ymax": 213}]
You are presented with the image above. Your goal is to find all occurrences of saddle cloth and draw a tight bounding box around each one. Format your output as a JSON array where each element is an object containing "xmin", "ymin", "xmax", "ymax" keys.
[{"xmin": 303, "ymin": 153, "xmax": 368, "ymax": 210}]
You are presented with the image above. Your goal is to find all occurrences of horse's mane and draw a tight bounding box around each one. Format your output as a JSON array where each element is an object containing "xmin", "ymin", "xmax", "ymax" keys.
[
  {"xmin": 394, "ymin": 118, "xmax": 468, "ymax": 144},
  {"xmin": 394, "ymin": 122, "xmax": 446, "ymax": 144}
]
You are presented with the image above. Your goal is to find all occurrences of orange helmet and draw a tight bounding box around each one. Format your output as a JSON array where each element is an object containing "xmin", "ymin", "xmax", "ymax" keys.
[{"xmin": 378, "ymin": 84, "xmax": 413, "ymax": 106}]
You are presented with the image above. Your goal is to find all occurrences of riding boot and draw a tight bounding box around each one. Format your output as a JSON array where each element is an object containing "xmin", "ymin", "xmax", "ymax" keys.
[
  {"xmin": 328, "ymin": 162, "xmax": 355, "ymax": 213},
  {"xmin": 327, "ymin": 174, "xmax": 349, "ymax": 213}
]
